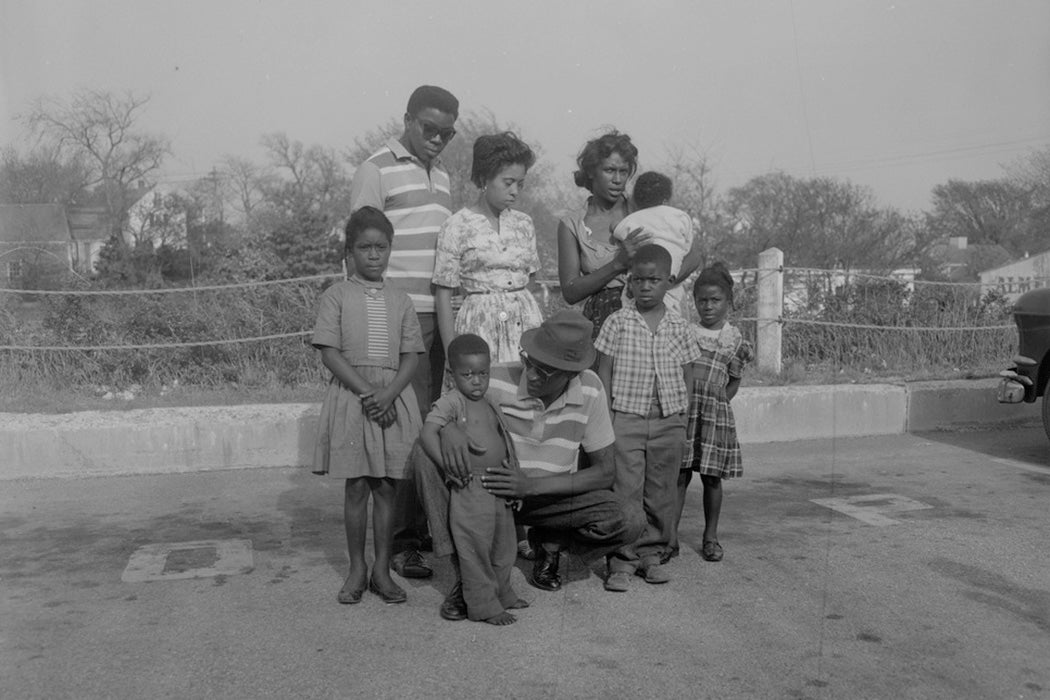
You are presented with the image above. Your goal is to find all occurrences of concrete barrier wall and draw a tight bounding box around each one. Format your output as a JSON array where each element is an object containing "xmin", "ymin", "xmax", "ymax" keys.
[
  {"xmin": 735, "ymin": 384, "xmax": 907, "ymax": 443},
  {"xmin": 2, "ymin": 404, "xmax": 320, "ymax": 480},
  {"xmin": 0, "ymin": 379, "xmax": 1041, "ymax": 480},
  {"xmin": 905, "ymin": 379, "xmax": 1041, "ymax": 432}
]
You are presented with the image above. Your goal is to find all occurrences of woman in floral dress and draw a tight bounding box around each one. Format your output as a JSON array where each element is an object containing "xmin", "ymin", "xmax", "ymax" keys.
[{"xmin": 433, "ymin": 132, "xmax": 543, "ymax": 364}]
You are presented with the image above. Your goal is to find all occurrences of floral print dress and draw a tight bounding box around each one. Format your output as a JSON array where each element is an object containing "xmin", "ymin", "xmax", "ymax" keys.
[{"xmin": 432, "ymin": 207, "xmax": 543, "ymax": 362}]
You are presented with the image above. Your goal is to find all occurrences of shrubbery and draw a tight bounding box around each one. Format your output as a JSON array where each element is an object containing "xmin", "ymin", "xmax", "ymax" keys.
[
  {"xmin": 1, "ymin": 280, "xmax": 331, "ymax": 391},
  {"xmin": 776, "ymin": 278, "xmax": 1014, "ymax": 375},
  {"xmin": 0, "ymin": 272, "xmax": 1019, "ymax": 397}
]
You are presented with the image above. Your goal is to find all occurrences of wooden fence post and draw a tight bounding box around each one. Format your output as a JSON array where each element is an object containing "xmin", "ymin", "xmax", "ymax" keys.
[{"xmin": 757, "ymin": 247, "xmax": 783, "ymax": 374}]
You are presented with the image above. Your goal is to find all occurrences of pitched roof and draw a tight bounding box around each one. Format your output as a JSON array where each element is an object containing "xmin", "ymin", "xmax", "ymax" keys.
[
  {"xmin": 925, "ymin": 238, "xmax": 1011, "ymax": 281},
  {"xmin": 0, "ymin": 204, "xmax": 72, "ymax": 244},
  {"xmin": 66, "ymin": 206, "xmax": 109, "ymax": 242},
  {"xmin": 979, "ymin": 248, "xmax": 1050, "ymax": 277}
]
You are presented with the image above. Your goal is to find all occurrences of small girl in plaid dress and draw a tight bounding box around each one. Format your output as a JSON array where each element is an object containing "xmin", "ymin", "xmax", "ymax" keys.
[{"xmin": 671, "ymin": 263, "xmax": 754, "ymax": 564}]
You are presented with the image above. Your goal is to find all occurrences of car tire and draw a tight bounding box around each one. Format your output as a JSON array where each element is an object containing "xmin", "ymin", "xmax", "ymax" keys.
[{"xmin": 1043, "ymin": 389, "xmax": 1050, "ymax": 442}]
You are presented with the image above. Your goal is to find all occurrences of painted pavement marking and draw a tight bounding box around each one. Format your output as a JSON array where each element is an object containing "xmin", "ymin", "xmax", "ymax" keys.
[
  {"xmin": 810, "ymin": 493, "xmax": 933, "ymax": 526},
  {"xmin": 991, "ymin": 457, "xmax": 1050, "ymax": 474},
  {"xmin": 122, "ymin": 539, "xmax": 254, "ymax": 583}
]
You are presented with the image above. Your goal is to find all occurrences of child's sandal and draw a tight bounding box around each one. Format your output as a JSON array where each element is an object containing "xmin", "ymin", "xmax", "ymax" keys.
[{"xmin": 702, "ymin": 540, "xmax": 723, "ymax": 562}]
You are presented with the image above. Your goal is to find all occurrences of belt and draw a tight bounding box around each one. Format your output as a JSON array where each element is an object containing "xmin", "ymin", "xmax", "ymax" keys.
[{"xmin": 465, "ymin": 287, "xmax": 527, "ymax": 295}]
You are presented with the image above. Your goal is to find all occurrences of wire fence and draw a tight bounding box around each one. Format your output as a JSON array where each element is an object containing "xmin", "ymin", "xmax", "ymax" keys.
[
  {"xmin": 725, "ymin": 267, "xmax": 1016, "ymax": 378},
  {"xmin": 0, "ymin": 266, "xmax": 1020, "ymax": 389}
]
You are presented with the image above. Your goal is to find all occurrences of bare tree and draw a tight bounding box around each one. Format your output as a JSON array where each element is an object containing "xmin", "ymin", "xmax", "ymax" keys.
[
  {"xmin": 344, "ymin": 117, "xmax": 402, "ymax": 169},
  {"xmin": 926, "ymin": 178, "xmax": 1038, "ymax": 255},
  {"xmin": 724, "ymin": 172, "xmax": 916, "ymax": 271},
  {"xmin": 217, "ymin": 155, "xmax": 271, "ymax": 226},
  {"xmin": 0, "ymin": 144, "xmax": 93, "ymax": 205},
  {"xmin": 260, "ymin": 132, "xmax": 351, "ymax": 219},
  {"xmin": 658, "ymin": 143, "xmax": 726, "ymax": 261},
  {"xmin": 25, "ymin": 89, "xmax": 171, "ymax": 240}
]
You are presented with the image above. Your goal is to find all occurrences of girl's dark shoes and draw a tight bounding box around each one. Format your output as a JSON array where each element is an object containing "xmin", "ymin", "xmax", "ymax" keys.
[
  {"xmin": 702, "ymin": 540, "xmax": 724, "ymax": 562},
  {"xmin": 337, "ymin": 574, "xmax": 367, "ymax": 605},
  {"xmin": 369, "ymin": 576, "xmax": 407, "ymax": 604}
]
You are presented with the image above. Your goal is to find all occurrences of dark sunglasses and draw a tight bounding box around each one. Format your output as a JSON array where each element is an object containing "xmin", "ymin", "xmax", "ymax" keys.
[
  {"xmin": 417, "ymin": 119, "xmax": 456, "ymax": 143},
  {"xmin": 520, "ymin": 351, "xmax": 561, "ymax": 382}
]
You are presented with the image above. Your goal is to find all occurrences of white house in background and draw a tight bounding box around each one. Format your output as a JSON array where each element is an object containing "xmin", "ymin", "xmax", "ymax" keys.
[
  {"xmin": 125, "ymin": 183, "xmax": 189, "ymax": 249},
  {"xmin": 67, "ymin": 206, "xmax": 109, "ymax": 272},
  {"xmin": 0, "ymin": 204, "xmax": 110, "ymax": 283},
  {"xmin": 979, "ymin": 250, "xmax": 1050, "ymax": 301}
]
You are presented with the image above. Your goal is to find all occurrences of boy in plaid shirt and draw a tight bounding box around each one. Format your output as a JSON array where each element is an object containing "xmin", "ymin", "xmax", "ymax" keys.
[{"xmin": 594, "ymin": 244, "xmax": 699, "ymax": 591}]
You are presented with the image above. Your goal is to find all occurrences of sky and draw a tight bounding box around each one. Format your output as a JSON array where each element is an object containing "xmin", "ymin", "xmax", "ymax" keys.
[{"xmin": 1, "ymin": 0, "xmax": 1048, "ymax": 213}]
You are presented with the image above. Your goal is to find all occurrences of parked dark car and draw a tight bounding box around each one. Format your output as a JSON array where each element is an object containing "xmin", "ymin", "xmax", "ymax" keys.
[{"xmin": 997, "ymin": 287, "xmax": 1050, "ymax": 439}]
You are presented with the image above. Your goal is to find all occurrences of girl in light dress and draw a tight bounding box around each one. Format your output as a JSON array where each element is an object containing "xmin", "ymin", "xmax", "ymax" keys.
[{"xmin": 312, "ymin": 206, "xmax": 423, "ymax": 605}]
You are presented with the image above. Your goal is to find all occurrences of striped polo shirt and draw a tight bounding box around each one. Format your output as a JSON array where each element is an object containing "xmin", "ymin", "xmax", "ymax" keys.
[
  {"xmin": 486, "ymin": 363, "xmax": 615, "ymax": 476},
  {"xmin": 349, "ymin": 139, "xmax": 452, "ymax": 314}
]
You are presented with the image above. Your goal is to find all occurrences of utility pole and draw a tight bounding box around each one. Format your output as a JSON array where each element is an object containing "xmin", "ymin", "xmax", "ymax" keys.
[{"xmin": 208, "ymin": 167, "xmax": 223, "ymax": 227}]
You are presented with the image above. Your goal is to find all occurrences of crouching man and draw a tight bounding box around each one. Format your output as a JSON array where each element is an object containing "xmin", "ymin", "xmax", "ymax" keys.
[{"xmin": 412, "ymin": 310, "xmax": 645, "ymax": 620}]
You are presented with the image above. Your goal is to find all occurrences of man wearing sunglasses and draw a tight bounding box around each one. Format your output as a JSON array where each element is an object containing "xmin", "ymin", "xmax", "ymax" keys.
[
  {"xmin": 349, "ymin": 85, "xmax": 459, "ymax": 581},
  {"xmin": 412, "ymin": 310, "xmax": 646, "ymax": 621}
]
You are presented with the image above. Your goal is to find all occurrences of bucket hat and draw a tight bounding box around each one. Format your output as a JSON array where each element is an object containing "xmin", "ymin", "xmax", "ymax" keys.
[{"xmin": 519, "ymin": 310, "xmax": 596, "ymax": 372}]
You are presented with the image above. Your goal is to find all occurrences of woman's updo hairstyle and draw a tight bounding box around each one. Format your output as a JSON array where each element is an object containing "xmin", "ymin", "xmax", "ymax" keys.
[
  {"xmin": 572, "ymin": 130, "xmax": 639, "ymax": 191},
  {"xmin": 471, "ymin": 132, "xmax": 535, "ymax": 188},
  {"xmin": 694, "ymin": 262, "xmax": 735, "ymax": 303}
]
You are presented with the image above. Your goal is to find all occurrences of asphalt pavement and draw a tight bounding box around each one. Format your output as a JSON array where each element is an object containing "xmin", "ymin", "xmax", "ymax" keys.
[{"xmin": 2, "ymin": 425, "xmax": 1049, "ymax": 700}]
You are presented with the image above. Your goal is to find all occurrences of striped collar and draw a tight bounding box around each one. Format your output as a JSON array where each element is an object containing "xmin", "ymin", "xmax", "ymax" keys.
[
  {"xmin": 385, "ymin": 137, "xmax": 445, "ymax": 170},
  {"xmin": 511, "ymin": 363, "xmax": 587, "ymax": 409}
]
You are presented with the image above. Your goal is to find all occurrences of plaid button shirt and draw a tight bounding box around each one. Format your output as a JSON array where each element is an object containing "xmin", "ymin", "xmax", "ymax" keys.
[{"xmin": 594, "ymin": 302, "xmax": 699, "ymax": 416}]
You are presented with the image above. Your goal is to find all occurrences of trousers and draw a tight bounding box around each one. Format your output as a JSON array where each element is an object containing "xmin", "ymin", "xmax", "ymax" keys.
[
  {"xmin": 392, "ymin": 312, "xmax": 443, "ymax": 553},
  {"xmin": 449, "ymin": 478, "xmax": 518, "ymax": 620},
  {"xmin": 607, "ymin": 408, "xmax": 686, "ymax": 573},
  {"xmin": 411, "ymin": 442, "xmax": 644, "ymax": 566}
]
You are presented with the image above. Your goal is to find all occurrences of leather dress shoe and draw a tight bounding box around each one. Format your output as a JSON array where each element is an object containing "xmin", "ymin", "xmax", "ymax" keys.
[
  {"xmin": 439, "ymin": 580, "xmax": 467, "ymax": 621},
  {"xmin": 529, "ymin": 547, "xmax": 562, "ymax": 592},
  {"xmin": 392, "ymin": 549, "xmax": 433, "ymax": 579}
]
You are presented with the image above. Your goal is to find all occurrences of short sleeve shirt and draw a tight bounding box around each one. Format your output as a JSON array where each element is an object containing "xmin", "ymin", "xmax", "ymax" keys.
[
  {"xmin": 594, "ymin": 302, "xmax": 699, "ymax": 416},
  {"xmin": 484, "ymin": 363, "xmax": 615, "ymax": 477},
  {"xmin": 432, "ymin": 207, "xmax": 540, "ymax": 292},
  {"xmin": 311, "ymin": 276, "xmax": 424, "ymax": 368},
  {"xmin": 348, "ymin": 139, "xmax": 453, "ymax": 313}
]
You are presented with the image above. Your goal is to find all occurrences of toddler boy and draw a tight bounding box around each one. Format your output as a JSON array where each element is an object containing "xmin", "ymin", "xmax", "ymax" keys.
[{"xmin": 419, "ymin": 334, "xmax": 527, "ymax": 624}]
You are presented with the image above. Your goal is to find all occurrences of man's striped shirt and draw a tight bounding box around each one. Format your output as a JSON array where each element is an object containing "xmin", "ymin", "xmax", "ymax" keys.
[
  {"xmin": 485, "ymin": 364, "xmax": 615, "ymax": 476},
  {"xmin": 349, "ymin": 139, "xmax": 452, "ymax": 313}
]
